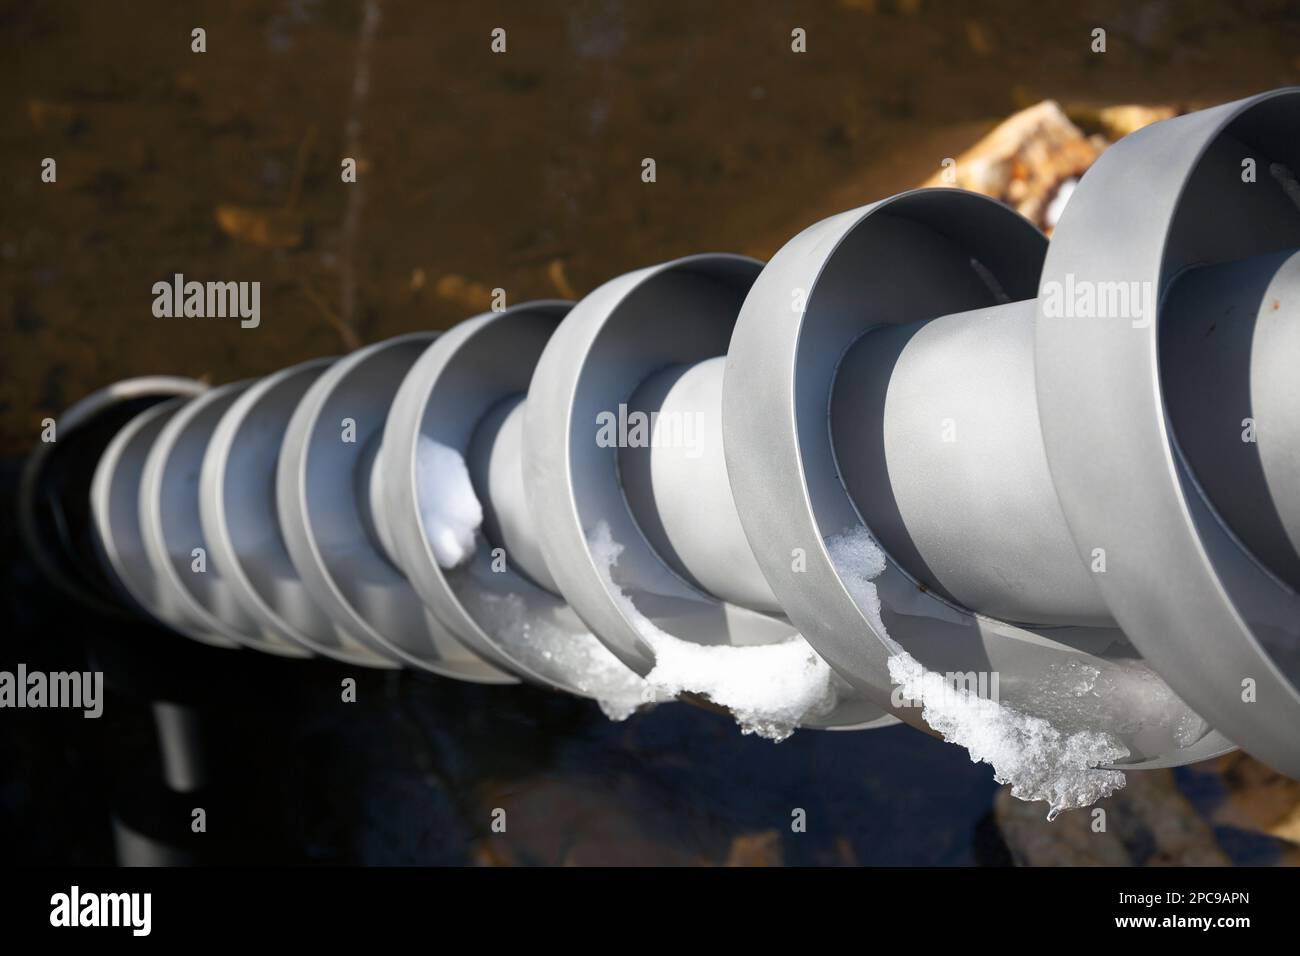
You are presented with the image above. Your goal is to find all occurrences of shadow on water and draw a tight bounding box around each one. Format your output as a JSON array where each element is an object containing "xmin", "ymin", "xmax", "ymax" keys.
[{"xmin": 0, "ymin": 454, "xmax": 1002, "ymax": 866}]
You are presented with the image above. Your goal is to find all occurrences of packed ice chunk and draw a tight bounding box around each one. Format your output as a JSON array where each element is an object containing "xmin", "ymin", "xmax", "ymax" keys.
[
  {"xmin": 1030, "ymin": 656, "xmax": 1209, "ymax": 750},
  {"xmin": 825, "ymin": 525, "xmax": 888, "ymax": 635},
  {"xmin": 416, "ymin": 435, "xmax": 483, "ymax": 569},
  {"xmin": 468, "ymin": 589, "xmax": 659, "ymax": 721},
  {"xmin": 825, "ymin": 525, "xmax": 1128, "ymax": 818},
  {"xmin": 417, "ymin": 439, "xmax": 654, "ymax": 717},
  {"xmin": 885, "ymin": 651, "xmax": 1128, "ymax": 818},
  {"xmin": 588, "ymin": 520, "xmax": 840, "ymax": 741}
]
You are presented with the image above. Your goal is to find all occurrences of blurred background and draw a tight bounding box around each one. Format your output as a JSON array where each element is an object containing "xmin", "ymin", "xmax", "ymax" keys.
[{"xmin": 3, "ymin": 0, "xmax": 1300, "ymax": 865}]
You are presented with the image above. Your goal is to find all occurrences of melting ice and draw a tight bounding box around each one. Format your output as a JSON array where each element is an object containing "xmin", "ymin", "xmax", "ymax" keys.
[
  {"xmin": 416, "ymin": 435, "xmax": 482, "ymax": 569},
  {"xmin": 417, "ymin": 436, "xmax": 654, "ymax": 719},
  {"xmin": 825, "ymin": 526, "xmax": 1128, "ymax": 818},
  {"xmin": 465, "ymin": 589, "xmax": 657, "ymax": 721},
  {"xmin": 588, "ymin": 521, "xmax": 840, "ymax": 741},
  {"xmin": 416, "ymin": 438, "xmax": 842, "ymax": 739}
]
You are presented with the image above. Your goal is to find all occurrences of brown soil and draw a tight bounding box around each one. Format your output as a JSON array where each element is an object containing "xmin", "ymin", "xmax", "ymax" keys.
[{"xmin": 4, "ymin": 0, "xmax": 1299, "ymax": 452}]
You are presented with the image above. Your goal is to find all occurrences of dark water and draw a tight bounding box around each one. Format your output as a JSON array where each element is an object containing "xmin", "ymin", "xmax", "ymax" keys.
[{"xmin": 0, "ymin": 454, "xmax": 1006, "ymax": 866}]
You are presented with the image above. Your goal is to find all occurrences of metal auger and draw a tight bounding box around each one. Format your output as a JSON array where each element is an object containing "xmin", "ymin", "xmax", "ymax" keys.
[{"xmin": 20, "ymin": 89, "xmax": 1300, "ymax": 786}]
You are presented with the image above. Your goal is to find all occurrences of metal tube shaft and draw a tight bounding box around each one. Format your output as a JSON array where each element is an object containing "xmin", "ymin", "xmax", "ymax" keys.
[{"xmin": 831, "ymin": 299, "xmax": 1110, "ymax": 626}]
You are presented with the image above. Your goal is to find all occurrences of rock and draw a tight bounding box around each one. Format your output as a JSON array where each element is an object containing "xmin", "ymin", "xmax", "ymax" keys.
[
  {"xmin": 547, "ymin": 259, "xmax": 579, "ymax": 300},
  {"xmin": 214, "ymin": 204, "xmax": 303, "ymax": 249},
  {"xmin": 468, "ymin": 775, "xmax": 709, "ymax": 866},
  {"xmin": 921, "ymin": 101, "xmax": 1106, "ymax": 232},
  {"xmin": 434, "ymin": 273, "xmax": 496, "ymax": 313},
  {"xmin": 1193, "ymin": 751, "xmax": 1300, "ymax": 848},
  {"xmin": 995, "ymin": 769, "xmax": 1231, "ymax": 866},
  {"xmin": 723, "ymin": 830, "xmax": 783, "ymax": 867},
  {"xmin": 27, "ymin": 99, "xmax": 80, "ymax": 133},
  {"xmin": 995, "ymin": 787, "xmax": 1131, "ymax": 866},
  {"xmin": 1066, "ymin": 103, "xmax": 1180, "ymax": 140}
]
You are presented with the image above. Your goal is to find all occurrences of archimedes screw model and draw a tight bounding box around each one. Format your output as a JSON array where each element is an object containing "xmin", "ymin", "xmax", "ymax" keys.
[{"xmin": 20, "ymin": 89, "xmax": 1300, "ymax": 817}]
